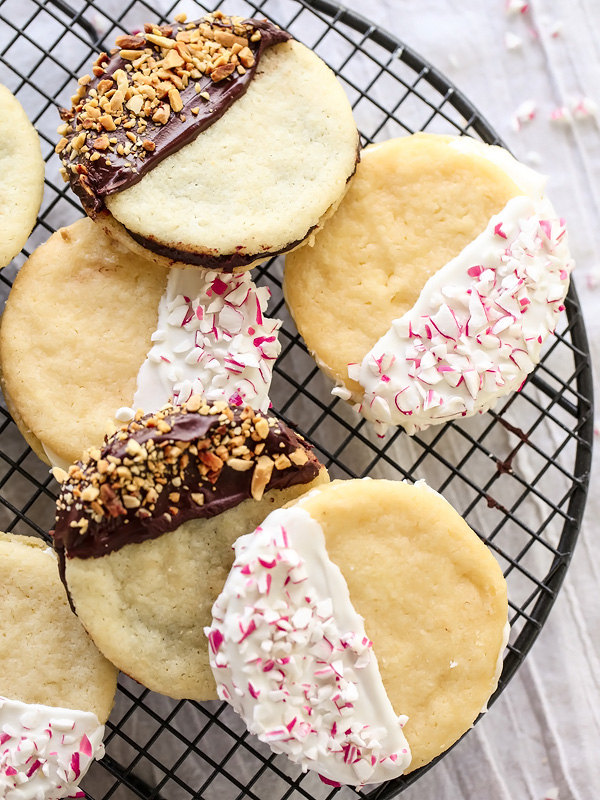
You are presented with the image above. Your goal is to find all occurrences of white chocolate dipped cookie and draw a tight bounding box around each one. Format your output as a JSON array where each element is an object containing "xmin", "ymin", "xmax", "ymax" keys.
[
  {"xmin": 57, "ymin": 14, "xmax": 359, "ymax": 271},
  {"xmin": 207, "ymin": 479, "xmax": 509, "ymax": 786},
  {"xmin": 0, "ymin": 532, "xmax": 118, "ymax": 799},
  {"xmin": 284, "ymin": 134, "xmax": 574, "ymax": 435},
  {"xmin": 0, "ymin": 84, "xmax": 44, "ymax": 270},
  {"xmin": 0, "ymin": 218, "xmax": 282, "ymax": 469},
  {"xmin": 53, "ymin": 399, "xmax": 329, "ymax": 701}
]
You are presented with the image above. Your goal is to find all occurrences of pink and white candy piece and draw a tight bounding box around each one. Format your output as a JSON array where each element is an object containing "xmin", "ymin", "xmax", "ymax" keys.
[{"xmin": 0, "ymin": 696, "xmax": 105, "ymax": 799}]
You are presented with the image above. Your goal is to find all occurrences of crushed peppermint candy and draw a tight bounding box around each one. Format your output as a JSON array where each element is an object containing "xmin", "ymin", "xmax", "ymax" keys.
[
  {"xmin": 206, "ymin": 506, "xmax": 412, "ymax": 787},
  {"xmin": 133, "ymin": 268, "xmax": 281, "ymax": 415},
  {"xmin": 511, "ymin": 99, "xmax": 537, "ymax": 131},
  {"xmin": 572, "ymin": 96, "xmax": 598, "ymax": 120},
  {"xmin": 0, "ymin": 696, "xmax": 105, "ymax": 799},
  {"xmin": 505, "ymin": 0, "xmax": 528, "ymax": 15},
  {"xmin": 504, "ymin": 32, "xmax": 523, "ymax": 50},
  {"xmin": 550, "ymin": 106, "xmax": 573, "ymax": 125},
  {"xmin": 350, "ymin": 194, "xmax": 573, "ymax": 436}
]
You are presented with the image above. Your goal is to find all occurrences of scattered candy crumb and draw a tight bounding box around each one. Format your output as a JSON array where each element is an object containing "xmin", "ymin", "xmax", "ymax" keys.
[
  {"xmin": 506, "ymin": 0, "xmax": 528, "ymax": 16},
  {"xmin": 505, "ymin": 31, "xmax": 523, "ymax": 50},
  {"xmin": 572, "ymin": 96, "xmax": 598, "ymax": 120},
  {"xmin": 586, "ymin": 272, "xmax": 600, "ymax": 290},
  {"xmin": 511, "ymin": 100, "xmax": 536, "ymax": 132},
  {"xmin": 525, "ymin": 150, "xmax": 542, "ymax": 167},
  {"xmin": 549, "ymin": 20, "xmax": 563, "ymax": 38},
  {"xmin": 549, "ymin": 106, "xmax": 573, "ymax": 126},
  {"xmin": 544, "ymin": 788, "xmax": 559, "ymax": 800}
]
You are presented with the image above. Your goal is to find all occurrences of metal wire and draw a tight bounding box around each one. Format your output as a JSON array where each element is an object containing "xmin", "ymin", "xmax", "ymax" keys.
[{"xmin": 0, "ymin": 0, "xmax": 593, "ymax": 798}]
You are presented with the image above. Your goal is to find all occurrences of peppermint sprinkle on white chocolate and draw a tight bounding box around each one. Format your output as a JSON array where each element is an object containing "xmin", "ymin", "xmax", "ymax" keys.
[
  {"xmin": 206, "ymin": 506, "xmax": 411, "ymax": 788},
  {"xmin": 338, "ymin": 194, "xmax": 573, "ymax": 436},
  {"xmin": 133, "ymin": 269, "xmax": 281, "ymax": 415},
  {"xmin": 0, "ymin": 696, "xmax": 105, "ymax": 799}
]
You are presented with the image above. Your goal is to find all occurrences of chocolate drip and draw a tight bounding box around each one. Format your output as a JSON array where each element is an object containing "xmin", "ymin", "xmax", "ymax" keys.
[
  {"xmin": 58, "ymin": 17, "xmax": 291, "ymax": 214},
  {"xmin": 123, "ymin": 218, "xmax": 319, "ymax": 271},
  {"xmin": 53, "ymin": 402, "xmax": 320, "ymax": 560}
]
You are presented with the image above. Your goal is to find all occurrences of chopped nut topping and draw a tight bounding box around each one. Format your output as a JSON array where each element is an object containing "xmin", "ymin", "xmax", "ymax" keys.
[
  {"xmin": 227, "ymin": 458, "xmax": 254, "ymax": 472},
  {"xmin": 254, "ymin": 417, "xmax": 270, "ymax": 440},
  {"xmin": 168, "ymin": 87, "xmax": 183, "ymax": 112},
  {"xmin": 238, "ymin": 46, "xmax": 255, "ymax": 69},
  {"xmin": 52, "ymin": 467, "xmax": 69, "ymax": 484},
  {"xmin": 289, "ymin": 448, "xmax": 309, "ymax": 466},
  {"xmin": 56, "ymin": 13, "xmax": 278, "ymax": 185},
  {"xmin": 274, "ymin": 454, "xmax": 292, "ymax": 470},
  {"xmin": 251, "ymin": 455, "xmax": 274, "ymax": 501},
  {"xmin": 115, "ymin": 34, "xmax": 147, "ymax": 49}
]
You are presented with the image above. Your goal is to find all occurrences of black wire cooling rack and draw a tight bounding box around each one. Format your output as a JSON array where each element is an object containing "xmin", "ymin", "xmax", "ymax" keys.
[{"xmin": 0, "ymin": 0, "xmax": 594, "ymax": 798}]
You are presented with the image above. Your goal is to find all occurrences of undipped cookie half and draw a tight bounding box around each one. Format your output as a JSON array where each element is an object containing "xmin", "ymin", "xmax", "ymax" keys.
[
  {"xmin": 0, "ymin": 532, "xmax": 118, "ymax": 799},
  {"xmin": 57, "ymin": 14, "xmax": 359, "ymax": 271},
  {"xmin": 0, "ymin": 84, "xmax": 44, "ymax": 270},
  {"xmin": 52, "ymin": 398, "xmax": 329, "ymax": 700},
  {"xmin": 284, "ymin": 134, "xmax": 574, "ymax": 434},
  {"xmin": 208, "ymin": 479, "xmax": 508, "ymax": 786}
]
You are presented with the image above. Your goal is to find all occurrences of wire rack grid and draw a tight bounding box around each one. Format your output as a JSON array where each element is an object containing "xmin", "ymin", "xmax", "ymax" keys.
[{"xmin": 0, "ymin": 0, "xmax": 594, "ymax": 798}]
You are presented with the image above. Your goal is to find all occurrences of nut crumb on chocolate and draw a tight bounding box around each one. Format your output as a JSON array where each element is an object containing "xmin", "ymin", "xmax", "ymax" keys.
[
  {"xmin": 56, "ymin": 13, "xmax": 291, "ymax": 213},
  {"xmin": 53, "ymin": 397, "xmax": 320, "ymax": 559}
]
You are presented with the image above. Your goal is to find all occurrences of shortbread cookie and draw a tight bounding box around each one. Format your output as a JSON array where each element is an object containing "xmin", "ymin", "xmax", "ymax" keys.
[
  {"xmin": 57, "ymin": 14, "xmax": 359, "ymax": 270},
  {"xmin": 0, "ymin": 218, "xmax": 281, "ymax": 469},
  {"xmin": 0, "ymin": 532, "xmax": 118, "ymax": 798},
  {"xmin": 208, "ymin": 479, "xmax": 508, "ymax": 785},
  {"xmin": 0, "ymin": 84, "xmax": 44, "ymax": 269},
  {"xmin": 285, "ymin": 134, "xmax": 574, "ymax": 435},
  {"xmin": 53, "ymin": 399, "xmax": 329, "ymax": 701}
]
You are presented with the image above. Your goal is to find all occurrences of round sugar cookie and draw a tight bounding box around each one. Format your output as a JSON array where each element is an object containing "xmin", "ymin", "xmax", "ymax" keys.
[
  {"xmin": 0, "ymin": 217, "xmax": 168, "ymax": 467},
  {"xmin": 0, "ymin": 532, "xmax": 118, "ymax": 798},
  {"xmin": 53, "ymin": 398, "xmax": 329, "ymax": 701},
  {"xmin": 284, "ymin": 133, "xmax": 574, "ymax": 435},
  {"xmin": 0, "ymin": 84, "xmax": 44, "ymax": 269},
  {"xmin": 208, "ymin": 479, "xmax": 508, "ymax": 785},
  {"xmin": 0, "ymin": 217, "xmax": 285, "ymax": 469},
  {"xmin": 57, "ymin": 15, "xmax": 359, "ymax": 271}
]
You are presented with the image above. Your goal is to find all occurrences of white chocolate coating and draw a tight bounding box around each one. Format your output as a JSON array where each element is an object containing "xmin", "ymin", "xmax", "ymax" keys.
[
  {"xmin": 0, "ymin": 697, "xmax": 104, "ymax": 800},
  {"xmin": 133, "ymin": 268, "xmax": 281, "ymax": 415},
  {"xmin": 206, "ymin": 506, "xmax": 411, "ymax": 788}
]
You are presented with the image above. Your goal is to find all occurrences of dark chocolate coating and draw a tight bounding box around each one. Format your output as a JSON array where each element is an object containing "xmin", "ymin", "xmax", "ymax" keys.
[
  {"xmin": 123, "ymin": 219, "xmax": 318, "ymax": 271},
  {"xmin": 53, "ymin": 405, "xmax": 320, "ymax": 560}
]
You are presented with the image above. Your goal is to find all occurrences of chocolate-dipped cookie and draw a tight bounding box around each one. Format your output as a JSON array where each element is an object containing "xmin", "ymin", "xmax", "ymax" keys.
[
  {"xmin": 57, "ymin": 12, "xmax": 359, "ymax": 271},
  {"xmin": 52, "ymin": 398, "xmax": 329, "ymax": 700}
]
